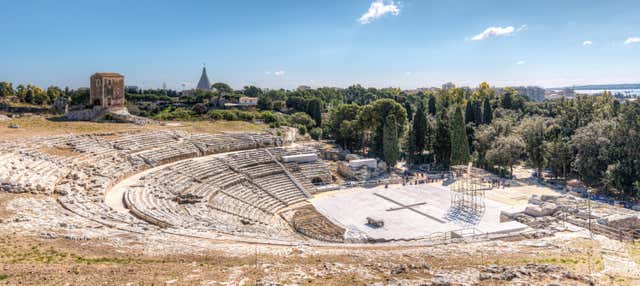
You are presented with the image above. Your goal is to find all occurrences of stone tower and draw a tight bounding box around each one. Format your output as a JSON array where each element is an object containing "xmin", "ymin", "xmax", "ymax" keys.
[
  {"xmin": 89, "ymin": 73, "xmax": 125, "ymax": 109},
  {"xmin": 196, "ymin": 67, "xmax": 211, "ymax": 91}
]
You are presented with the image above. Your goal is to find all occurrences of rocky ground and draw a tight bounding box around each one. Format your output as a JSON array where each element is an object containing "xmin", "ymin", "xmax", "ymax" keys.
[{"xmin": 2, "ymin": 193, "xmax": 639, "ymax": 285}]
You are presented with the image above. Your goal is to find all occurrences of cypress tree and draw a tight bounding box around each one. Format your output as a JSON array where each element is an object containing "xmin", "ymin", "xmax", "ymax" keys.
[
  {"xmin": 306, "ymin": 98, "xmax": 322, "ymax": 127},
  {"xmin": 434, "ymin": 111, "xmax": 451, "ymax": 169},
  {"xmin": 383, "ymin": 114, "xmax": 400, "ymax": 169},
  {"xmin": 428, "ymin": 95, "xmax": 437, "ymax": 116},
  {"xmin": 404, "ymin": 101, "xmax": 414, "ymax": 122},
  {"xmin": 473, "ymin": 100, "xmax": 483, "ymax": 125},
  {"xmin": 483, "ymin": 97, "xmax": 492, "ymax": 124},
  {"xmin": 503, "ymin": 91, "xmax": 513, "ymax": 109},
  {"xmin": 465, "ymin": 101, "xmax": 474, "ymax": 124},
  {"xmin": 450, "ymin": 106, "xmax": 470, "ymax": 165},
  {"xmin": 412, "ymin": 102, "xmax": 428, "ymax": 154}
]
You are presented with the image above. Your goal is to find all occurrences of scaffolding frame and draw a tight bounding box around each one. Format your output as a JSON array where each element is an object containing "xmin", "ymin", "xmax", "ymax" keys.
[{"xmin": 447, "ymin": 165, "xmax": 488, "ymax": 225}]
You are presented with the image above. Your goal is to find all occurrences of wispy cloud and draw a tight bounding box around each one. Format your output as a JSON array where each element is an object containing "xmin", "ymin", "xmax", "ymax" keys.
[
  {"xmin": 624, "ymin": 37, "xmax": 640, "ymax": 44},
  {"xmin": 516, "ymin": 60, "xmax": 525, "ymax": 65},
  {"xmin": 582, "ymin": 40, "xmax": 593, "ymax": 46},
  {"xmin": 274, "ymin": 70, "xmax": 285, "ymax": 76},
  {"xmin": 516, "ymin": 24, "xmax": 527, "ymax": 32},
  {"xmin": 471, "ymin": 26, "xmax": 519, "ymax": 41},
  {"xmin": 358, "ymin": 0, "xmax": 399, "ymax": 24}
]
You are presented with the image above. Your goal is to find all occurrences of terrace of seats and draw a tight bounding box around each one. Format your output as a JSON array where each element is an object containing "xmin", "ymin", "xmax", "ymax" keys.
[
  {"xmin": 0, "ymin": 130, "xmax": 342, "ymax": 242},
  {"xmin": 121, "ymin": 145, "xmax": 330, "ymax": 239}
]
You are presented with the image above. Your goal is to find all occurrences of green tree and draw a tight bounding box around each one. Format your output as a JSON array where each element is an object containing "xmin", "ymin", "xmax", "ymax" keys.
[
  {"xmin": 290, "ymin": 112, "xmax": 316, "ymax": 130},
  {"xmin": 473, "ymin": 100, "xmax": 483, "ymax": 125},
  {"xmin": 409, "ymin": 102, "xmax": 428, "ymax": 162},
  {"xmin": 450, "ymin": 106, "xmax": 470, "ymax": 165},
  {"xmin": 383, "ymin": 114, "xmax": 400, "ymax": 169},
  {"xmin": 404, "ymin": 101, "xmax": 413, "ymax": 122},
  {"xmin": 502, "ymin": 88, "xmax": 514, "ymax": 109},
  {"xmin": 428, "ymin": 95, "xmax": 437, "ymax": 116},
  {"xmin": 483, "ymin": 97, "xmax": 493, "ymax": 124},
  {"xmin": 465, "ymin": 101, "xmax": 474, "ymax": 124},
  {"xmin": 328, "ymin": 104, "xmax": 363, "ymax": 152},
  {"xmin": 242, "ymin": 85, "xmax": 262, "ymax": 97},
  {"xmin": 0, "ymin": 82, "xmax": 15, "ymax": 98},
  {"xmin": 518, "ymin": 116, "xmax": 547, "ymax": 177},
  {"xmin": 357, "ymin": 99, "xmax": 407, "ymax": 157},
  {"xmin": 486, "ymin": 135, "xmax": 525, "ymax": 177},
  {"xmin": 306, "ymin": 98, "xmax": 322, "ymax": 127},
  {"xmin": 434, "ymin": 111, "xmax": 451, "ymax": 169},
  {"xmin": 46, "ymin": 86, "xmax": 63, "ymax": 103},
  {"xmin": 571, "ymin": 120, "xmax": 615, "ymax": 187},
  {"xmin": 212, "ymin": 82, "xmax": 233, "ymax": 94},
  {"xmin": 545, "ymin": 138, "xmax": 572, "ymax": 180}
]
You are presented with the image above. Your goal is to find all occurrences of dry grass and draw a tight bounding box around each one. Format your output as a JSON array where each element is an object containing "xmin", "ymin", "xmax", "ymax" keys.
[{"xmin": 0, "ymin": 116, "xmax": 267, "ymax": 140}]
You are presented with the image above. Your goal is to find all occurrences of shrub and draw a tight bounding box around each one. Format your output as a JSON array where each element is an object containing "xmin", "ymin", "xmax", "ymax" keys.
[
  {"xmin": 154, "ymin": 107, "xmax": 195, "ymax": 121},
  {"xmin": 309, "ymin": 127, "xmax": 323, "ymax": 140},
  {"xmin": 296, "ymin": 124, "xmax": 307, "ymax": 135},
  {"xmin": 290, "ymin": 112, "xmax": 315, "ymax": 129}
]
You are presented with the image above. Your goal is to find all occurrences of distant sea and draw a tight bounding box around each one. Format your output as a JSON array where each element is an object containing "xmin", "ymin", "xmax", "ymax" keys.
[{"xmin": 575, "ymin": 89, "xmax": 640, "ymax": 97}]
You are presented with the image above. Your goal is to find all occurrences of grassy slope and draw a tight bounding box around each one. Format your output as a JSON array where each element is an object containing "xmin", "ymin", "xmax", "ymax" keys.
[{"xmin": 0, "ymin": 116, "xmax": 266, "ymax": 140}]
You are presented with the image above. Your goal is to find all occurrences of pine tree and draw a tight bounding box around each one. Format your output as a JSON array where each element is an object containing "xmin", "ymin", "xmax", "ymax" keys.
[
  {"xmin": 434, "ymin": 111, "xmax": 451, "ymax": 169},
  {"xmin": 383, "ymin": 114, "xmax": 400, "ymax": 169},
  {"xmin": 450, "ymin": 106, "xmax": 470, "ymax": 165},
  {"xmin": 483, "ymin": 97, "xmax": 492, "ymax": 124},
  {"xmin": 428, "ymin": 95, "xmax": 437, "ymax": 116}
]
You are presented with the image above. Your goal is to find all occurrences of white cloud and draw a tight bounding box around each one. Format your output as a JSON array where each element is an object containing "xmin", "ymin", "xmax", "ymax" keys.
[
  {"xmin": 516, "ymin": 60, "xmax": 525, "ymax": 65},
  {"xmin": 358, "ymin": 0, "xmax": 400, "ymax": 24},
  {"xmin": 265, "ymin": 70, "xmax": 285, "ymax": 76},
  {"xmin": 516, "ymin": 24, "xmax": 527, "ymax": 32},
  {"xmin": 624, "ymin": 37, "xmax": 640, "ymax": 44},
  {"xmin": 471, "ymin": 26, "xmax": 516, "ymax": 40},
  {"xmin": 582, "ymin": 40, "xmax": 593, "ymax": 46},
  {"xmin": 404, "ymin": 71, "xmax": 412, "ymax": 76}
]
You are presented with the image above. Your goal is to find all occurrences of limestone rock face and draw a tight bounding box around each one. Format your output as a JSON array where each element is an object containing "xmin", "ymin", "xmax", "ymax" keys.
[
  {"xmin": 604, "ymin": 214, "xmax": 640, "ymax": 228},
  {"xmin": 345, "ymin": 154, "xmax": 360, "ymax": 161},
  {"xmin": 524, "ymin": 202, "xmax": 558, "ymax": 217}
]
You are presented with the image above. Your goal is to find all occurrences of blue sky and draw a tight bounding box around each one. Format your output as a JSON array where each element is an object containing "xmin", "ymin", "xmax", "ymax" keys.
[{"xmin": 1, "ymin": 0, "xmax": 639, "ymax": 90}]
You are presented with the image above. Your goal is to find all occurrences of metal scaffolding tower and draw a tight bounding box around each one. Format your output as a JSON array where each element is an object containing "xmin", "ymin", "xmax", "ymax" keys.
[{"xmin": 447, "ymin": 164, "xmax": 487, "ymax": 225}]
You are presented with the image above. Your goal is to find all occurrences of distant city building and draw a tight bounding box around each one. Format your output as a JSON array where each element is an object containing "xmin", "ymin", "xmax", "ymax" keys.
[
  {"xmin": 495, "ymin": 86, "xmax": 546, "ymax": 102},
  {"xmin": 239, "ymin": 97, "xmax": 258, "ymax": 106},
  {"xmin": 442, "ymin": 82, "xmax": 455, "ymax": 91},
  {"xmin": 224, "ymin": 96, "xmax": 258, "ymax": 109},
  {"xmin": 196, "ymin": 67, "xmax": 212, "ymax": 91},
  {"xmin": 90, "ymin": 73, "xmax": 125, "ymax": 109}
]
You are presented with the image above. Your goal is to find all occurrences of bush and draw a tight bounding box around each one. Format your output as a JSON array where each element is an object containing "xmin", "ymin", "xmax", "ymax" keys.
[
  {"xmin": 296, "ymin": 124, "xmax": 307, "ymax": 135},
  {"xmin": 222, "ymin": 111, "xmax": 238, "ymax": 121},
  {"xmin": 290, "ymin": 112, "xmax": 316, "ymax": 129},
  {"xmin": 192, "ymin": 103, "xmax": 208, "ymax": 115},
  {"xmin": 309, "ymin": 127, "xmax": 323, "ymax": 140},
  {"xmin": 154, "ymin": 107, "xmax": 195, "ymax": 120}
]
